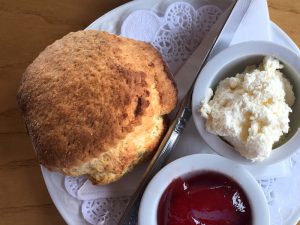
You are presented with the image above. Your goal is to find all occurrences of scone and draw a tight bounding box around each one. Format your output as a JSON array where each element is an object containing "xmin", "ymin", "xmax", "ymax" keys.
[{"xmin": 17, "ymin": 30, "xmax": 177, "ymax": 184}]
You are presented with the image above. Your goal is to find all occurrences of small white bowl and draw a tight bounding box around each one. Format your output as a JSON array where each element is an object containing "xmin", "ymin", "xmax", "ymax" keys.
[
  {"xmin": 192, "ymin": 41, "xmax": 300, "ymax": 166},
  {"xmin": 138, "ymin": 154, "xmax": 269, "ymax": 225}
]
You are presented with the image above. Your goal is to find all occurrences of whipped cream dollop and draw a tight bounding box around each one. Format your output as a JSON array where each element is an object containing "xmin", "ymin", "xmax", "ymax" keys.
[{"xmin": 199, "ymin": 56, "xmax": 295, "ymax": 161}]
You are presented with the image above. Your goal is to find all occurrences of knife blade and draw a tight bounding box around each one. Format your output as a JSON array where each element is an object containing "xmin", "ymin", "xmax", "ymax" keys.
[{"xmin": 118, "ymin": 0, "xmax": 252, "ymax": 224}]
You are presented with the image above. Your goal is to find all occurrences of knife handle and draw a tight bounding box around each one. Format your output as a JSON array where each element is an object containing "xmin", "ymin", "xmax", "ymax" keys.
[{"xmin": 118, "ymin": 89, "xmax": 193, "ymax": 225}]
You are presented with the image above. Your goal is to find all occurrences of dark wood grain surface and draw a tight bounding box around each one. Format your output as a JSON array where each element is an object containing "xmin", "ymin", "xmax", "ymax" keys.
[{"xmin": 0, "ymin": 0, "xmax": 299, "ymax": 224}]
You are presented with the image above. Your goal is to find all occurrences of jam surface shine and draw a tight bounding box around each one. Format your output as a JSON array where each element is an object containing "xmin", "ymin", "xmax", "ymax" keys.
[{"xmin": 157, "ymin": 171, "xmax": 252, "ymax": 225}]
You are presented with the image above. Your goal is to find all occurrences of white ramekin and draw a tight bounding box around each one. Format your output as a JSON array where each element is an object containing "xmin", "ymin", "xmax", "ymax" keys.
[
  {"xmin": 138, "ymin": 154, "xmax": 270, "ymax": 225},
  {"xmin": 192, "ymin": 41, "xmax": 300, "ymax": 166}
]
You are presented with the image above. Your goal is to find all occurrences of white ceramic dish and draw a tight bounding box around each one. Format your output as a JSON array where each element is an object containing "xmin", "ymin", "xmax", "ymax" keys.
[
  {"xmin": 192, "ymin": 41, "xmax": 300, "ymax": 166},
  {"xmin": 39, "ymin": 1, "xmax": 300, "ymax": 224},
  {"xmin": 139, "ymin": 154, "xmax": 270, "ymax": 225}
]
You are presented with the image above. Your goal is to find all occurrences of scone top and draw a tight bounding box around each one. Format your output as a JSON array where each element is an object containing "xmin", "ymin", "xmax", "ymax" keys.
[{"xmin": 17, "ymin": 30, "xmax": 177, "ymax": 184}]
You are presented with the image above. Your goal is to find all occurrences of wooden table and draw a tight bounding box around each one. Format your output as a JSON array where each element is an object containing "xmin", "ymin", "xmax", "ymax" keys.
[{"xmin": 0, "ymin": 0, "xmax": 299, "ymax": 224}]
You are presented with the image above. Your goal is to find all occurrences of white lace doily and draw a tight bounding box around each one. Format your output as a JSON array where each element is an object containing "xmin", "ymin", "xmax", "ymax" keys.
[
  {"xmin": 62, "ymin": 2, "xmax": 300, "ymax": 225},
  {"xmin": 121, "ymin": 2, "xmax": 222, "ymax": 74}
]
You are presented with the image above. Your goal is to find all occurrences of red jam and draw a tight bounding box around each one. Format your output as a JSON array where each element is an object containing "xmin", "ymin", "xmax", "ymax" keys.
[{"xmin": 157, "ymin": 171, "xmax": 252, "ymax": 225}]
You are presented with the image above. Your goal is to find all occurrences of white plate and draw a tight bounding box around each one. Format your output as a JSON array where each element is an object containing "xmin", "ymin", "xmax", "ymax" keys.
[
  {"xmin": 40, "ymin": 1, "xmax": 300, "ymax": 225},
  {"xmin": 270, "ymin": 22, "xmax": 299, "ymax": 54}
]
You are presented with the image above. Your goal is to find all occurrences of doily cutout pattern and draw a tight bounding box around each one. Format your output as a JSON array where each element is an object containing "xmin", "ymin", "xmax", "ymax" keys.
[
  {"xmin": 82, "ymin": 197, "xmax": 129, "ymax": 225},
  {"xmin": 257, "ymin": 178, "xmax": 276, "ymax": 204},
  {"xmin": 62, "ymin": 2, "xmax": 300, "ymax": 225},
  {"xmin": 121, "ymin": 2, "xmax": 222, "ymax": 74},
  {"xmin": 64, "ymin": 175, "xmax": 87, "ymax": 199}
]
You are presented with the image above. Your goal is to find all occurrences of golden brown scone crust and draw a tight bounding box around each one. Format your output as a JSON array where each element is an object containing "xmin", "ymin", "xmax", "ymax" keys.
[{"xmin": 17, "ymin": 30, "xmax": 177, "ymax": 184}]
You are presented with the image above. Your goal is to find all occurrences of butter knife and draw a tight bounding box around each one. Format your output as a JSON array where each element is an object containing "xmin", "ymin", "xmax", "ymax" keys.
[{"xmin": 118, "ymin": 0, "xmax": 252, "ymax": 224}]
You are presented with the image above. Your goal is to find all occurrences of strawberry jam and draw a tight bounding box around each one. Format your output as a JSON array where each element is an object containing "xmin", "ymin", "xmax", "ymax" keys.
[{"xmin": 157, "ymin": 171, "xmax": 252, "ymax": 225}]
